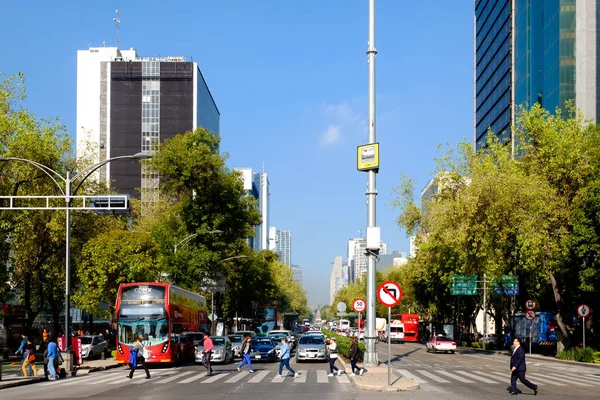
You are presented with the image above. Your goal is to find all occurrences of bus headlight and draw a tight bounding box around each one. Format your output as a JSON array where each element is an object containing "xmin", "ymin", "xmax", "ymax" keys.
[{"xmin": 162, "ymin": 342, "xmax": 169, "ymax": 353}]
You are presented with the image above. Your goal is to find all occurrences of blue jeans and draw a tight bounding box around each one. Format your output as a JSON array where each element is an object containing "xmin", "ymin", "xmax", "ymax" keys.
[
  {"xmin": 278, "ymin": 358, "xmax": 295, "ymax": 375},
  {"xmin": 238, "ymin": 354, "xmax": 252, "ymax": 370},
  {"xmin": 47, "ymin": 357, "xmax": 57, "ymax": 379}
]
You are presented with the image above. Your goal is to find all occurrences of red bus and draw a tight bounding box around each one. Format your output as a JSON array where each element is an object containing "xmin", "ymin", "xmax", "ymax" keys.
[
  {"xmin": 115, "ymin": 282, "xmax": 207, "ymax": 364},
  {"xmin": 252, "ymin": 306, "xmax": 277, "ymax": 335},
  {"xmin": 401, "ymin": 314, "xmax": 419, "ymax": 342}
]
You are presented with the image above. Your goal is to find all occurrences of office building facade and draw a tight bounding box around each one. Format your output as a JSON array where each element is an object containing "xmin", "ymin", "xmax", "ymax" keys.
[
  {"xmin": 238, "ymin": 168, "xmax": 270, "ymax": 252},
  {"xmin": 291, "ymin": 264, "xmax": 302, "ymax": 285},
  {"xmin": 474, "ymin": 0, "xmax": 599, "ymax": 151},
  {"xmin": 274, "ymin": 229, "xmax": 291, "ymax": 266},
  {"xmin": 76, "ymin": 46, "xmax": 219, "ymax": 202},
  {"xmin": 330, "ymin": 256, "xmax": 343, "ymax": 305}
]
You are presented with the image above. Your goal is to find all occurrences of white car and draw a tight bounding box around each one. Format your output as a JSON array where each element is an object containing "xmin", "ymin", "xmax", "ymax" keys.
[
  {"xmin": 79, "ymin": 335, "xmax": 108, "ymax": 359},
  {"xmin": 426, "ymin": 335, "xmax": 456, "ymax": 354}
]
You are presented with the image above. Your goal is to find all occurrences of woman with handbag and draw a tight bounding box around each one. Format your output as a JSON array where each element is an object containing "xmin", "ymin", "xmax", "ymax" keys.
[
  {"xmin": 128, "ymin": 336, "xmax": 151, "ymax": 379},
  {"xmin": 326, "ymin": 337, "xmax": 341, "ymax": 377},
  {"xmin": 22, "ymin": 338, "xmax": 38, "ymax": 377}
]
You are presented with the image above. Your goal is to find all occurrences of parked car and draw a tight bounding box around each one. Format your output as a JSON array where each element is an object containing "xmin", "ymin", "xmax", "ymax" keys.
[
  {"xmin": 296, "ymin": 334, "xmax": 327, "ymax": 362},
  {"xmin": 426, "ymin": 335, "xmax": 456, "ymax": 354},
  {"xmin": 195, "ymin": 336, "xmax": 234, "ymax": 364},
  {"xmin": 79, "ymin": 335, "xmax": 108, "ymax": 360},
  {"xmin": 249, "ymin": 337, "xmax": 277, "ymax": 362},
  {"xmin": 227, "ymin": 334, "xmax": 244, "ymax": 358}
]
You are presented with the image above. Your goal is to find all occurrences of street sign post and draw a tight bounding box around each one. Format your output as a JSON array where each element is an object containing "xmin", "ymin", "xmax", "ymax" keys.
[
  {"xmin": 525, "ymin": 300, "xmax": 537, "ymax": 310},
  {"xmin": 353, "ymin": 299, "xmax": 366, "ymax": 333},
  {"xmin": 450, "ymin": 275, "xmax": 477, "ymax": 295},
  {"xmin": 577, "ymin": 304, "xmax": 591, "ymax": 349},
  {"xmin": 525, "ymin": 311, "xmax": 535, "ymax": 354},
  {"xmin": 377, "ymin": 281, "xmax": 403, "ymax": 387}
]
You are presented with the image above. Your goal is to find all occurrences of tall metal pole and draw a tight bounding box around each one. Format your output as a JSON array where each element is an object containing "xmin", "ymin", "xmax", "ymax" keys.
[
  {"xmin": 65, "ymin": 172, "xmax": 71, "ymax": 348},
  {"xmin": 482, "ymin": 273, "xmax": 487, "ymax": 351},
  {"xmin": 387, "ymin": 306, "xmax": 391, "ymax": 386},
  {"xmin": 583, "ymin": 317, "xmax": 586, "ymax": 349},
  {"xmin": 364, "ymin": 0, "xmax": 379, "ymax": 367}
]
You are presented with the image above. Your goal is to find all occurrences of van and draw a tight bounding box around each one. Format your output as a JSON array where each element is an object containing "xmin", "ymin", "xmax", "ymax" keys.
[{"xmin": 389, "ymin": 323, "xmax": 405, "ymax": 344}]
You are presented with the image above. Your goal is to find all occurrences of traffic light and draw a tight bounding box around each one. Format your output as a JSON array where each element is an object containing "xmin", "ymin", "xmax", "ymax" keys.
[{"xmin": 89, "ymin": 195, "xmax": 130, "ymax": 215}]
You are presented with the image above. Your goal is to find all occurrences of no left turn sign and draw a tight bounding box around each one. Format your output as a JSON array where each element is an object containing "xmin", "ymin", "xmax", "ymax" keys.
[
  {"xmin": 525, "ymin": 310, "xmax": 535, "ymax": 320},
  {"xmin": 353, "ymin": 298, "xmax": 366, "ymax": 313},
  {"xmin": 377, "ymin": 281, "xmax": 403, "ymax": 307}
]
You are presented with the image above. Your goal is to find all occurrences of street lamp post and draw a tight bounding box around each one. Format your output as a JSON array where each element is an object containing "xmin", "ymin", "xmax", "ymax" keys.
[
  {"xmin": 173, "ymin": 230, "xmax": 223, "ymax": 253},
  {"xmin": 0, "ymin": 152, "xmax": 152, "ymax": 347}
]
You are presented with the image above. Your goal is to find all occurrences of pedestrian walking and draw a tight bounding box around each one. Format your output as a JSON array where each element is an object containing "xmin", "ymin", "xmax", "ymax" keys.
[
  {"xmin": 349, "ymin": 336, "xmax": 365, "ymax": 376},
  {"xmin": 15, "ymin": 334, "xmax": 33, "ymax": 376},
  {"xmin": 236, "ymin": 335, "xmax": 254, "ymax": 373},
  {"xmin": 509, "ymin": 338, "xmax": 537, "ymax": 396},
  {"xmin": 326, "ymin": 337, "xmax": 341, "ymax": 376},
  {"xmin": 202, "ymin": 332, "xmax": 214, "ymax": 376},
  {"xmin": 22, "ymin": 338, "xmax": 38, "ymax": 377},
  {"xmin": 127, "ymin": 336, "xmax": 151, "ymax": 380},
  {"xmin": 46, "ymin": 334, "xmax": 59, "ymax": 380},
  {"xmin": 277, "ymin": 337, "xmax": 298, "ymax": 378}
]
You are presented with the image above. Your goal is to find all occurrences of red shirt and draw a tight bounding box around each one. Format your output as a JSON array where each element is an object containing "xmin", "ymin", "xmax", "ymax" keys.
[{"xmin": 203, "ymin": 337, "xmax": 214, "ymax": 352}]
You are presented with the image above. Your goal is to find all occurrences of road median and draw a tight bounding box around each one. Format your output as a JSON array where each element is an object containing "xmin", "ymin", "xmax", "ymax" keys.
[{"xmin": 337, "ymin": 355, "xmax": 420, "ymax": 392}]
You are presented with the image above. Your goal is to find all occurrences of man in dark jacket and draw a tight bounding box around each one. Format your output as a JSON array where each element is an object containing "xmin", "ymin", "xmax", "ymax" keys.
[{"xmin": 509, "ymin": 338, "xmax": 537, "ymax": 396}]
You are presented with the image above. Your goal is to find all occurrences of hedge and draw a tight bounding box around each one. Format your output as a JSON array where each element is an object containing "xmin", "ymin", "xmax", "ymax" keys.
[{"xmin": 321, "ymin": 328, "xmax": 366, "ymax": 361}]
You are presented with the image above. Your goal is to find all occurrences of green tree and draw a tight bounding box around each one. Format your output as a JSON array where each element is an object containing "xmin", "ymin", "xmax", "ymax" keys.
[{"xmin": 73, "ymin": 230, "xmax": 162, "ymax": 320}]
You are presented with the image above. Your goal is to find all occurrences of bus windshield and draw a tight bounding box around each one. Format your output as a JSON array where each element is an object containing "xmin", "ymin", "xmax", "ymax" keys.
[{"xmin": 118, "ymin": 305, "xmax": 169, "ymax": 346}]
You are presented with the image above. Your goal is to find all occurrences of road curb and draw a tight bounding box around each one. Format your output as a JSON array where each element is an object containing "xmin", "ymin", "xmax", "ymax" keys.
[
  {"xmin": 337, "ymin": 355, "xmax": 420, "ymax": 392},
  {"xmin": 0, "ymin": 377, "xmax": 45, "ymax": 390}
]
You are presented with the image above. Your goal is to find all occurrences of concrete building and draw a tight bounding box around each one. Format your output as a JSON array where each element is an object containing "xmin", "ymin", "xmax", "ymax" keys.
[
  {"xmin": 274, "ymin": 229, "xmax": 291, "ymax": 266},
  {"xmin": 351, "ymin": 239, "xmax": 387, "ymax": 282},
  {"xmin": 76, "ymin": 46, "xmax": 219, "ymax": 203},
  {"xmin": 475, "ymin": 0, "xmax": 600, "ymax": 151},
  {"xmin": 291, "ymin": 264, "xmax": 302, "ymax": 285},
  {"xmin": 237, "ymin": 168, "xmax": 270, "ymax": 251},
  {"xmin": 409, "ymin": 236, "xmax": 417, "ymax": 258},
  {"xmin": 329, "ymin": 256, "xmax": 343, "ymax": 305}
]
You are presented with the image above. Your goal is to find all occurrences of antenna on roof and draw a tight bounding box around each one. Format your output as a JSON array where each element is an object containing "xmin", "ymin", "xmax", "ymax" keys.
[{"xmin": 113, "ymin": 9, "xmax": 121, "ymax": 48}]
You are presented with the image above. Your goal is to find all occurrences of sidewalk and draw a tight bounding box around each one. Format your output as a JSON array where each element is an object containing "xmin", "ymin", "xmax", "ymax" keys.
[
  {"xmin": 0, "ymin": 357, "xmax": 121, "ymax": 390},
  {"xmin": 337, "ymin": 356, "xmax": 420, "ymax": 392}
]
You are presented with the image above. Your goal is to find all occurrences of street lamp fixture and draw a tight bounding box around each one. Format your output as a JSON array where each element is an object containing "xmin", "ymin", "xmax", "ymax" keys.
[
  {"xmin": 0, "ymin": 152, "xmax": 153, "ymax": 348},
  {"xmin": 173, "ymin": 230, "xmax": 223, "ymax": 253}
]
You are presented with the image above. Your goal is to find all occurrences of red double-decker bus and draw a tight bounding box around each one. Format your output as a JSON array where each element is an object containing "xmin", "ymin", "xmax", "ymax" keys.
[
  {"xmin": 115, "ymin": 282, "xmax": 207, "ymax": 364},
  {"xmin": 401, "ymin": 314, "xmax": 419, "ymax": 342},
  {"xmin": 252, "ymin": 306, "xmax": 278, "ymax": 335}
]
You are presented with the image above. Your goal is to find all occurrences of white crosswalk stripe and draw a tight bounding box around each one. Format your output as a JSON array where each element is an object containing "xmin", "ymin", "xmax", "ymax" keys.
[
  {"xmin": 153, "ymin": 371, "xmax": 194, "ymax": 383},
  {"xmin": 455, "ymin": 370, "xmax": 496, "ymax": 384},
  {"xmin": 179, "ymin": 372, "xmax": 209, "ymax": 384},
  {"xmin": 471, "ymin": 370, "xmax": 518, "ymax": 384},
  {"xmin": 224, "ymin": 372, "xmax": 250, "ymax": 383},
  {"xmin": 435, "ymin": 370, "xmax": 475, "ymax": 383},
  {"xmin": 294, "ymin": 370, "xmax": 307, "ymax": 383},
  {"xmin": 336, "ymin": 373, "xmax": 350, "ymax": 384},
  {"xmin": 316, "ymin": 370, "xmax": 329, "ymax": 383},
  {"xmin": 417, "ymin": 369, "xmax": 450, "ymax": 383},
  {"xmin": 527, "ymin": 373, "xmax": 579, "ymax": 387},
  {"xmin": 397, "ymin": 369, "xmax": 427, "ymax": 384},
  {"xmin": 544, "ymin": 372, "xmax": 597, "ymax": 386},
  {"xmin": 202, "ymin": 372, "xmax": 230, "ymax": 383},
  {"xmin": 248, "ymin": 370, "xmax": 269, "ymax": 383}
]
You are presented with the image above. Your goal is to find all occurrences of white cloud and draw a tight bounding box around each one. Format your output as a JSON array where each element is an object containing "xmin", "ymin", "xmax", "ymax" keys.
[
  {"xmin": 318, "ymin": 101, "xmax": 362, "ymax": 147},
  {"xmin": 321, "ymin": 125, "xmax": 342, "ymax": 146}
]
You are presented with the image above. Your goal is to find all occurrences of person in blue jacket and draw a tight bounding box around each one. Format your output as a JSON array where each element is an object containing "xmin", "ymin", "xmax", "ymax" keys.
[{"xmin": 277, "ymin": 338, "xmax": 299, "ymax": 378}]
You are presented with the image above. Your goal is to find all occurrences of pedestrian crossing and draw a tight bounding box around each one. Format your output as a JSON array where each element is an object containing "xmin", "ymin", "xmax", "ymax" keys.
[
  {"xmin": 37, "ymin": 368, "xmax": 352, "ymax": 387},
  {"xmin": 397, "ymin": 367, "xmax": 600, "ymax": 389}
]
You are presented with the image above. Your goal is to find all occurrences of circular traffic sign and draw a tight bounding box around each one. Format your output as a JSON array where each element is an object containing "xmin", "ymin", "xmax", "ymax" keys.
[
  {"xmin": 525, "ymin": 299, "xmax": 537, "ymax": 310},
  {"xmin": 353, "ymin": 298, "xmax": 366, "ymax": 313},
  {"xmin": 525, "ymin": 310, "xmax": 536, "ymax": 320},
  {"xmin": 337, "ymin": 302, "xmax": 347, "ymax": 313},
  {"xmin": 577, "ymin": 304, "xmax": 591, "ymax": 318},
  {"xmin": 377, "ymin": 281, "xmax": 403, "ymax": 307}
]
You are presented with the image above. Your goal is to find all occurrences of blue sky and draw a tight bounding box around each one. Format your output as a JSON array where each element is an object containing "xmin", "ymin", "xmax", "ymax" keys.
[{"xmin": 0, "ymin": 1, "xmax": 474, "ymax": 309}]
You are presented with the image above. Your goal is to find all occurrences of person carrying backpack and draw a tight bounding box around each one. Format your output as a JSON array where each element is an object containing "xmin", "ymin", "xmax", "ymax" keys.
[{"xmin": 128, "ymin": 336, "xmax": 151, "ymax": 379}]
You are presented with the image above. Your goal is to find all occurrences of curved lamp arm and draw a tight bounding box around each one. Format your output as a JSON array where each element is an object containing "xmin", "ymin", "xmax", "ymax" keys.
[
  {"xmin": 0, "ymin": 156, "xmax": 67, "ymax": 196},
  {"xmin": 71, "ymin": 152, "xmax": 153, "ymax": 195}
]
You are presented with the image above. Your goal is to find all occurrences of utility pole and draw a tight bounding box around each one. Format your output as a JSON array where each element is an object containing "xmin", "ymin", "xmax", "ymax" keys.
[{"xmin": 364, "ymin": 0, "xmax": 379, "ymax": 366}]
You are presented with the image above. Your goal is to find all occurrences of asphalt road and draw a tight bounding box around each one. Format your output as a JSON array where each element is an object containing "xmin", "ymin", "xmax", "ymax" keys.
[
  {"xmin": 380, "ymin": 341, "xmax": 600, "ymax": 399},
  {"xmin": 3, "ymin": 342, "xmax": 600, "ymax": 400}
]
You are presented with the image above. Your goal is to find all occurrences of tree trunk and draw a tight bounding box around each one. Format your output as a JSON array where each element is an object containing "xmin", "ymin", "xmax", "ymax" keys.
[{"xmin": 548, "ymin": 271, "xmax": 570, "ymax": 351}]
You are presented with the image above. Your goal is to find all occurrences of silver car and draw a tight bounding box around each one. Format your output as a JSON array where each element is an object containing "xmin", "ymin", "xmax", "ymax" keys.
[
  {"xmin": 195, "ymin": 336, "xmax": 234, "ymax": 364},
  {"xmin": 227, "ymin": 334, "xmax": 244, "ymax": 358},
  {"xmin": 79, "ymin": 335, "xmax": 108, "ymax": 360},
  {"xmin": 295, "ymin": 335, "xmax": 327, "ymax": 362}
]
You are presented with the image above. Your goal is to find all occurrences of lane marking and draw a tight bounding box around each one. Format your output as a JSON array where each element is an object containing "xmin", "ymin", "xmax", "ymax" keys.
[
  {"xmin": 525, "ymin": 373, "xmax": 567, "ymax": 386},
  {"xmin": 455, "ymin": 370, "xmax": 496, "ymax": 384},
  {"xmin": 153, "ymin": 371, "xmax": 194, "ymax": 384},
  {"xmin": 293, "ymin": 370, "xmax": 307, "ymax": 383},
  {"xmin": 202, "ymin": 372, "xmax": 230, "ymax": 383},
  {"xmin": 435, "ymin": 370, "xmax": 475, "ymax": 383},
  {"xmin": 336, "ymin": 373, "xmax": 350, "ymax": 384},
  {"xmin": 248, "ymin": 370, "xmax": 269, "ymax": 383},
  {"xmin": 396, "ymin": 369, "xmax": 427, "ymax": 383},
  {"xmin": 529, "ymin": 373, "xmax": 592, "ymax": 387},
  {"xmin": 416, "ymin": 370, "xmax": 450, "ymax": 383},
  {"xmin": 224, "ymin": 372, "xmax": 250, "ymax": 383},
  {"xmin": 179, "ymin": 372, "xmax": 209, "ymax": 384},
  {"xmin": 316, "ymin": 370, "xmax": 329, "ymax": 383}
]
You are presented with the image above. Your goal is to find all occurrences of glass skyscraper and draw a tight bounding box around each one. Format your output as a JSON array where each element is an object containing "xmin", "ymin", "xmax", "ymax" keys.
[{"xmin": 475, "ymin": 0, "xmax": 597, "ymax": 151}]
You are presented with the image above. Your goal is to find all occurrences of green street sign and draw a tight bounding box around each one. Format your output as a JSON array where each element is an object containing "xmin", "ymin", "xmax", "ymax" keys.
[
  {"xmin": 451, "ymin": 275, "xmax": 477, "ymax": 295},
  {"xmin": 492, "ymin": 275, "xmax": 519, "ymax": 295}
]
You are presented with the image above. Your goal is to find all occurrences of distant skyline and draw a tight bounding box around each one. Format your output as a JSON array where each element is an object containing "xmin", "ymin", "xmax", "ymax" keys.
[{"xmin": 0, "ymin": 1, "xmax": 475, "ymax": 308}]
